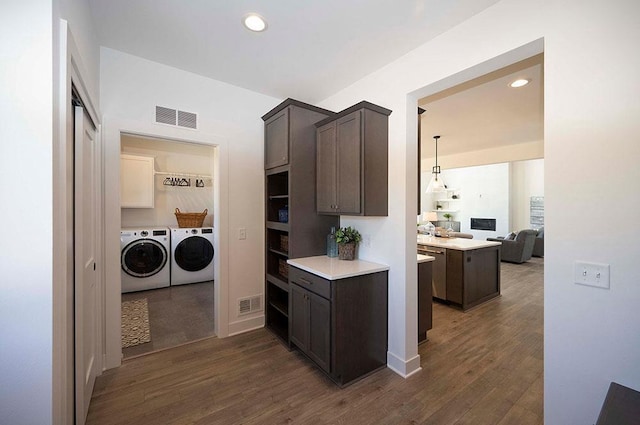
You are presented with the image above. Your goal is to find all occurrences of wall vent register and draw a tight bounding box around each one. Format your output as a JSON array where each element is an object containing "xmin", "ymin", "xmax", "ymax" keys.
[
  {"xmin": 155, "ymin": 105, "xmax": 198, "ymax": 129},
  {"xmin": 238, "ymin": 295, "xmax": 263, "ymax": 315}
]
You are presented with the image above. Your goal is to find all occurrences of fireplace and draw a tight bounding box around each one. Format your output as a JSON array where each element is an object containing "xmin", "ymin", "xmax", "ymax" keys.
[{"xmin": 470, "ymin": 218, "xmax": 496, "ymax": 231}]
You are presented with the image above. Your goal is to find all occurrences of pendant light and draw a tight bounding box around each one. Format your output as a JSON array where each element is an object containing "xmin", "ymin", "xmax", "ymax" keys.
[{"xmin": 426, "ymin": 135, "xmax": 446, "ymax": 193}]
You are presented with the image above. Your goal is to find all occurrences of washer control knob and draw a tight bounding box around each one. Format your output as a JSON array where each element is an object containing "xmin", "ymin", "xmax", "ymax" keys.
[
  {"xmin": 191, "ymin": 229, "xmax": 198, "ymax": 234},
  {"xmin": 140, "ymin": 230, "xmax": 148, "ymax": 237}
]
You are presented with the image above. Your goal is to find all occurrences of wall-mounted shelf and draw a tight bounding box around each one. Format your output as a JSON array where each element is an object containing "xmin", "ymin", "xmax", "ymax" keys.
[
  {"xmin": 155, "ymin": 171, "xmax": 212, "ymax": 188},
  {"xmin": 155, "ymin": 170, "xmax": 212, "ymax": 179},
  {"xmin": 432, "ymin": 189, "xmax": 461, "ymax": 214}
]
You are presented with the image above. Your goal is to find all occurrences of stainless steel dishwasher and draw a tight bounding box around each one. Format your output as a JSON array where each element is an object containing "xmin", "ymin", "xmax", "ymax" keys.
[{"xmin": 418, "ymin": 245, "xmax": 446, "ymax": 300}]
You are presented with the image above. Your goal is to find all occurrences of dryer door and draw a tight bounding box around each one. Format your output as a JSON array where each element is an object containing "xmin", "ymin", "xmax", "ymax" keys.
[
  {"xmin": 122, "ymin": 239, "xmax": 168, "ymax": 277},
  {"xmin": 174, "ymin": 236, "xmax": 214, "ymax": 272}
]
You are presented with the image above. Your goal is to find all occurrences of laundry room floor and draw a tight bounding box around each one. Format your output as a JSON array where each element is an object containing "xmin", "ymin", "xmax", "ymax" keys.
[{"xmin": 121, "ymin": 281, "xmax": 215, "ymax": 358}]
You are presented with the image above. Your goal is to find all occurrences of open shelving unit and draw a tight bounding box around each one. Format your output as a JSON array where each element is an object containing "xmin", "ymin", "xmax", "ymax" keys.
[
  {"xmin": 263, "ymin": 99, "xmax": 338, "ymax": 345},
  {"xmin": 265, "ymin": 169, "xmax": 290, "ymax": 340},
  {"xmin": 431, "ymin": 188, "xmax": 461, "ymax": 216}
]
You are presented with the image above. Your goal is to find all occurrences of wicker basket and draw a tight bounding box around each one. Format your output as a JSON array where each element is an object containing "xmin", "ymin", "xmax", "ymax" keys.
[
  {"xmin": 175, "ymin": 208, "xmax": 207, "ymax": 228},
  {"xmin": 278, "ymin": 259, "xmax": 289, "ymax": 278},
  {"xmin": 280, "ymin": 234, "xmax": 289, "ymax": 253}
]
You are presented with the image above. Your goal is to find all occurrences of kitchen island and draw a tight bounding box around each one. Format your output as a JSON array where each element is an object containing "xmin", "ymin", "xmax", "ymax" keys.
[{"xmin": 417, "ymin": 235, "xmax": 501, "ymax": 311}]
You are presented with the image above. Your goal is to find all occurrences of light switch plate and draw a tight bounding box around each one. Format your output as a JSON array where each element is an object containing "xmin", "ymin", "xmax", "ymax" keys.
[
  {"xmin": 238, "ymin": 228, "xmax": 247, "ymax": 240},
  {"xmin": 574, "ymin": 261, "xmax": 610, "ymax": 289}
]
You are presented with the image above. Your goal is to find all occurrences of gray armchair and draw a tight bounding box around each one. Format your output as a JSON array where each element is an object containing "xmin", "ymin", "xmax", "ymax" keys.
[
  {"xmin": 487, "ymin": 229, "xmax": 537, "ymax": 263},
  {"xmin": 532, "ymin": 227, "xmax": 544, "ymax": 257}
]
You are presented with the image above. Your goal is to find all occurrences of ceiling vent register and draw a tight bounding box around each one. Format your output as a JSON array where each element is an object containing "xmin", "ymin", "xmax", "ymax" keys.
[{"xmin": 155, "ymin": 106, "xmax": 198, "ymax": 129}]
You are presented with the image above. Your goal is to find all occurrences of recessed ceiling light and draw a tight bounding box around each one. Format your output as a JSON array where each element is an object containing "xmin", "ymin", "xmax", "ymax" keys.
[
  {"xmin": 510, "ymin": 79, "xmax": 530, "ymax": 88},
  {"xmin": 243, "ymin": 13, "xmax": 267, "ymax": 32}
]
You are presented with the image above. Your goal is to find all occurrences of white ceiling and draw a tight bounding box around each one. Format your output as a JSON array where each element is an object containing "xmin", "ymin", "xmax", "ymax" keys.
[
  {"xmin": 88, "ymin": 1, "xmax": 542, "ymax": 158},
  {"xmin": 87, "ymin": 0, "xmax": 501, "ymax": 103},
  {"xmin": 420, "ymin": 54, "xmax": 544, "ymax": 159}
]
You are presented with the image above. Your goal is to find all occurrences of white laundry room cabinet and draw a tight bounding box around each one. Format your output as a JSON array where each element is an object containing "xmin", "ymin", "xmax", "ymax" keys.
[{"xmin": 120, "ymin": 154, "xmax": 155, "ymax": 208}]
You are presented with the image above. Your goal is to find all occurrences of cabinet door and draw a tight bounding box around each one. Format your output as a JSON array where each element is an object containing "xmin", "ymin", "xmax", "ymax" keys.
[
  {"xmin": 418, "ymin": 261, "xmax": 433, "ymax": 340},
  {"xmin": 289, "ymin": 284, "xmax": 309, "ymax": 350},
  {"xmin": 336, "ymin": 111, "xmax": 361, "ymax": 214},
  {"xmin": 120, "ymin": 154, "xmax": 154, "ymax": 208},
  {"xmin": 307, "ymin": 291, "xmax": 331, "ymax": 373},
  {"xmin": 265, "ymin": 108, "xmax": 289, "ymax": 169},
  {"xmin": 316, "ymin": 122, "xmax": 337, "ymax": 214}
]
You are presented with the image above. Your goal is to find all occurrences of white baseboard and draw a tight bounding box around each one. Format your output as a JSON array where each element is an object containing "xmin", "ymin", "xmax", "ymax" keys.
[
  {"xmin": 227, "ymin": 314, "xmax": 265, "ymax": 337},
  {"xmin": 387, "ymin": 351, "xmax": 422, "ymax": 378}
]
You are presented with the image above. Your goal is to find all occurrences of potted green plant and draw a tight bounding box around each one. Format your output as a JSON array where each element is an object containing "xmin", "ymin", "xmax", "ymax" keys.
[
  {"xmin": 443, "ymin": 213, "xmax": 453, "ymax": 221},
  {"xmin": 334, "ymin": 226, "xmax": 362, "ymax": 260}
]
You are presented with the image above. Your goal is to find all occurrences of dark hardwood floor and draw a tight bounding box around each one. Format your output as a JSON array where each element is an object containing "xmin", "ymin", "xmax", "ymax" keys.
[{"xmin": 87, "ymin": 258, "xmax": 543, "ymax": 424}]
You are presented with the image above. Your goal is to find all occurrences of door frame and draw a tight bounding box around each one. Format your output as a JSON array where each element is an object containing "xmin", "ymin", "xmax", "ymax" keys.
[
  {"xmin": 102, "ymin": 121, "xmax": 230, "ymax": 370},
  {"xmin": 53, "ymin": 20, "xmax": 102, "ymax": 425},
  {"xmin": 73, "ymin": 103, "xmax": 100, "ymax": 424}
]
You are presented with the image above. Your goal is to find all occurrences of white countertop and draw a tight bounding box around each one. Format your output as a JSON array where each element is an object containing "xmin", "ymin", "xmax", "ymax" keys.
[
  {"xmin": 417, "ymin": 254, "xmax": 435, "ymax": 263},
  {"xmin": 287, "ymin": 256, "xmax": 389, "ymax": 280},
  {"xmin": 417, "ymin": 235, "xmax": 501, "ymax": 251}
]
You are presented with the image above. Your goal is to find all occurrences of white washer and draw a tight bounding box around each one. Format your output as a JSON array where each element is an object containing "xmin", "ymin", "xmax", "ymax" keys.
[
  {"xmin": 170, "ymin": 227, "xmax": 215, "ymax": 285},
  {"xmin": 121, "ymin": 227, "xmax": 171, "ymax": 293}
]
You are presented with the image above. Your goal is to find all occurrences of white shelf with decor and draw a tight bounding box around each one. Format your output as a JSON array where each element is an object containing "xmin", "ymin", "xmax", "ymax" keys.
[{"xmin": 431, "ymin": 188, "xmax": 461, "ymax": 214}]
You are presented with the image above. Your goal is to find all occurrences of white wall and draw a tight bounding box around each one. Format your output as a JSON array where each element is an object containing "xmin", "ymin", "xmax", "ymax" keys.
[
  {"xmin": 100, "ymin": 48, "xmax": 281, "ymax": 367},
  {"xmin": 421, "ymin": 159, "xmax": 544, "ymax": 236},
  {"xmin": 319, "ymin": 0, "xmax": 640, "ymax": 423},
  {"xmin": 121, "ymin": 135, "xmax": 215, "ymax": 228},
  {"xmin": 58, "ymin": 0, "xmax": 100, "ymax": 100},
  {"xmin": 437, "ymin": 163, "xmax": 510, "ymax": 239},
  {"xmin": 511, "ymin": 158, "xmax": 544, "ymax": 230},
  {"xmin": 0, "ymin": 3, "xmax": 53, "ymax": 424}
]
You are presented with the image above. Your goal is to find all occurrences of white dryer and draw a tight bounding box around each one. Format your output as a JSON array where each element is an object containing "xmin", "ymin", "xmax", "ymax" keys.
[
  {"xmin": 121, "ymin": 227, "xmax": 171, "ymax": 293},
  {"xmin": 170, "ymin": 227, "xmax": 215, "ymax": 285}
]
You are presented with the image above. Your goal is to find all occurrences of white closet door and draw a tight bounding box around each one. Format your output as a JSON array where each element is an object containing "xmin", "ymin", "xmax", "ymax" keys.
[{"xmin": 74, "ymin": 105, "xmax": 98, "ymax": 425}]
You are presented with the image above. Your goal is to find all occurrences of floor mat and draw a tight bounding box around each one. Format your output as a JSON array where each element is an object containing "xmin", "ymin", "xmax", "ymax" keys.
[{"xmin": 121, "ymin": 298, "xmax": 151, "ymax": 348}]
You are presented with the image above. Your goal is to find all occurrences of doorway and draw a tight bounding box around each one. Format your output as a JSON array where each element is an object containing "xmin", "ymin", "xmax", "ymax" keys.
[
  {"xmin": 119, "ymin": 134, "xmax": 216, "ymax": 358},
  {"xmin": 415, "ymin": 51, "xmax": 545, "ymax": 423}
]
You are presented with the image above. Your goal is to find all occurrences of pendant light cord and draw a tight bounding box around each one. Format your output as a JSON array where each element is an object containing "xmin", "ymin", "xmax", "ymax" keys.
[{"xmin": 433, "ymin": 135, "xmax": 441, "ymax": 180}]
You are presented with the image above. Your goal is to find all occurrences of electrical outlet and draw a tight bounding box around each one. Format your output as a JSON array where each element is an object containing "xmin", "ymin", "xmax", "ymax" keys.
[
  {"xmin": 363, "ymin": 234, "xmax": 371, "ymax": 247},
  {"xmin": 238, "ymin": 228, "xmax": 247, "ymax": 240},
  {"xmin": 574, "ymin": 261, "xmax": 610, "ymax": 289}
]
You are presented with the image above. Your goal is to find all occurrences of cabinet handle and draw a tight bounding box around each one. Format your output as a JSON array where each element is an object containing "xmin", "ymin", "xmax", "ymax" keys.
[{"xmin": 299, "ymin": 277, "xmax": 313, "ymax": 285}]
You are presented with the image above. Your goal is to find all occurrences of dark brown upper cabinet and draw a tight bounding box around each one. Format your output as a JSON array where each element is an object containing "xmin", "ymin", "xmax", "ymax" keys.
[
  {"xmin": 264, "ymin": 107, "xmax": 289, "ymax": 169},
  {"xmin": 315, "ymin": 101, "xmax": 391, "ymax": 216}
]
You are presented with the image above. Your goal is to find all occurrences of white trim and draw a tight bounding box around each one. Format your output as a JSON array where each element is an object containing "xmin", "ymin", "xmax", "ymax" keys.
[
  {"xmin": 386, "ymin": 351, "xmax": 422, "ymax": 378},
  {"xmin": 53, "ymin": 19, "xmax": 103, "ymax": 425},
  {"xmin": 228, "ymin": 315, "xmax": 266, "ymax": 337},
  {"xmin": 102, "ymin": 117, "xmax": 231, "ymax": 370}
]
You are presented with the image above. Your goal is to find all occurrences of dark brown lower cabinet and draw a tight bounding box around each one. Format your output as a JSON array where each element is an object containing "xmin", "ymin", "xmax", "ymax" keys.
[
  {"xmin": 289, "ymin": 266, "xmax": 388, "ymax": 387},
  {"xmin": 446, "ymin": 246, "xmax": 501, "ymax": 310},
  {"xmin": 418, "ymin": 261, "xmax": 433, "ymax": 343},
  {"xmin": 290, "ymin": 284, "xmax": 331, "ymax": 372}
]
